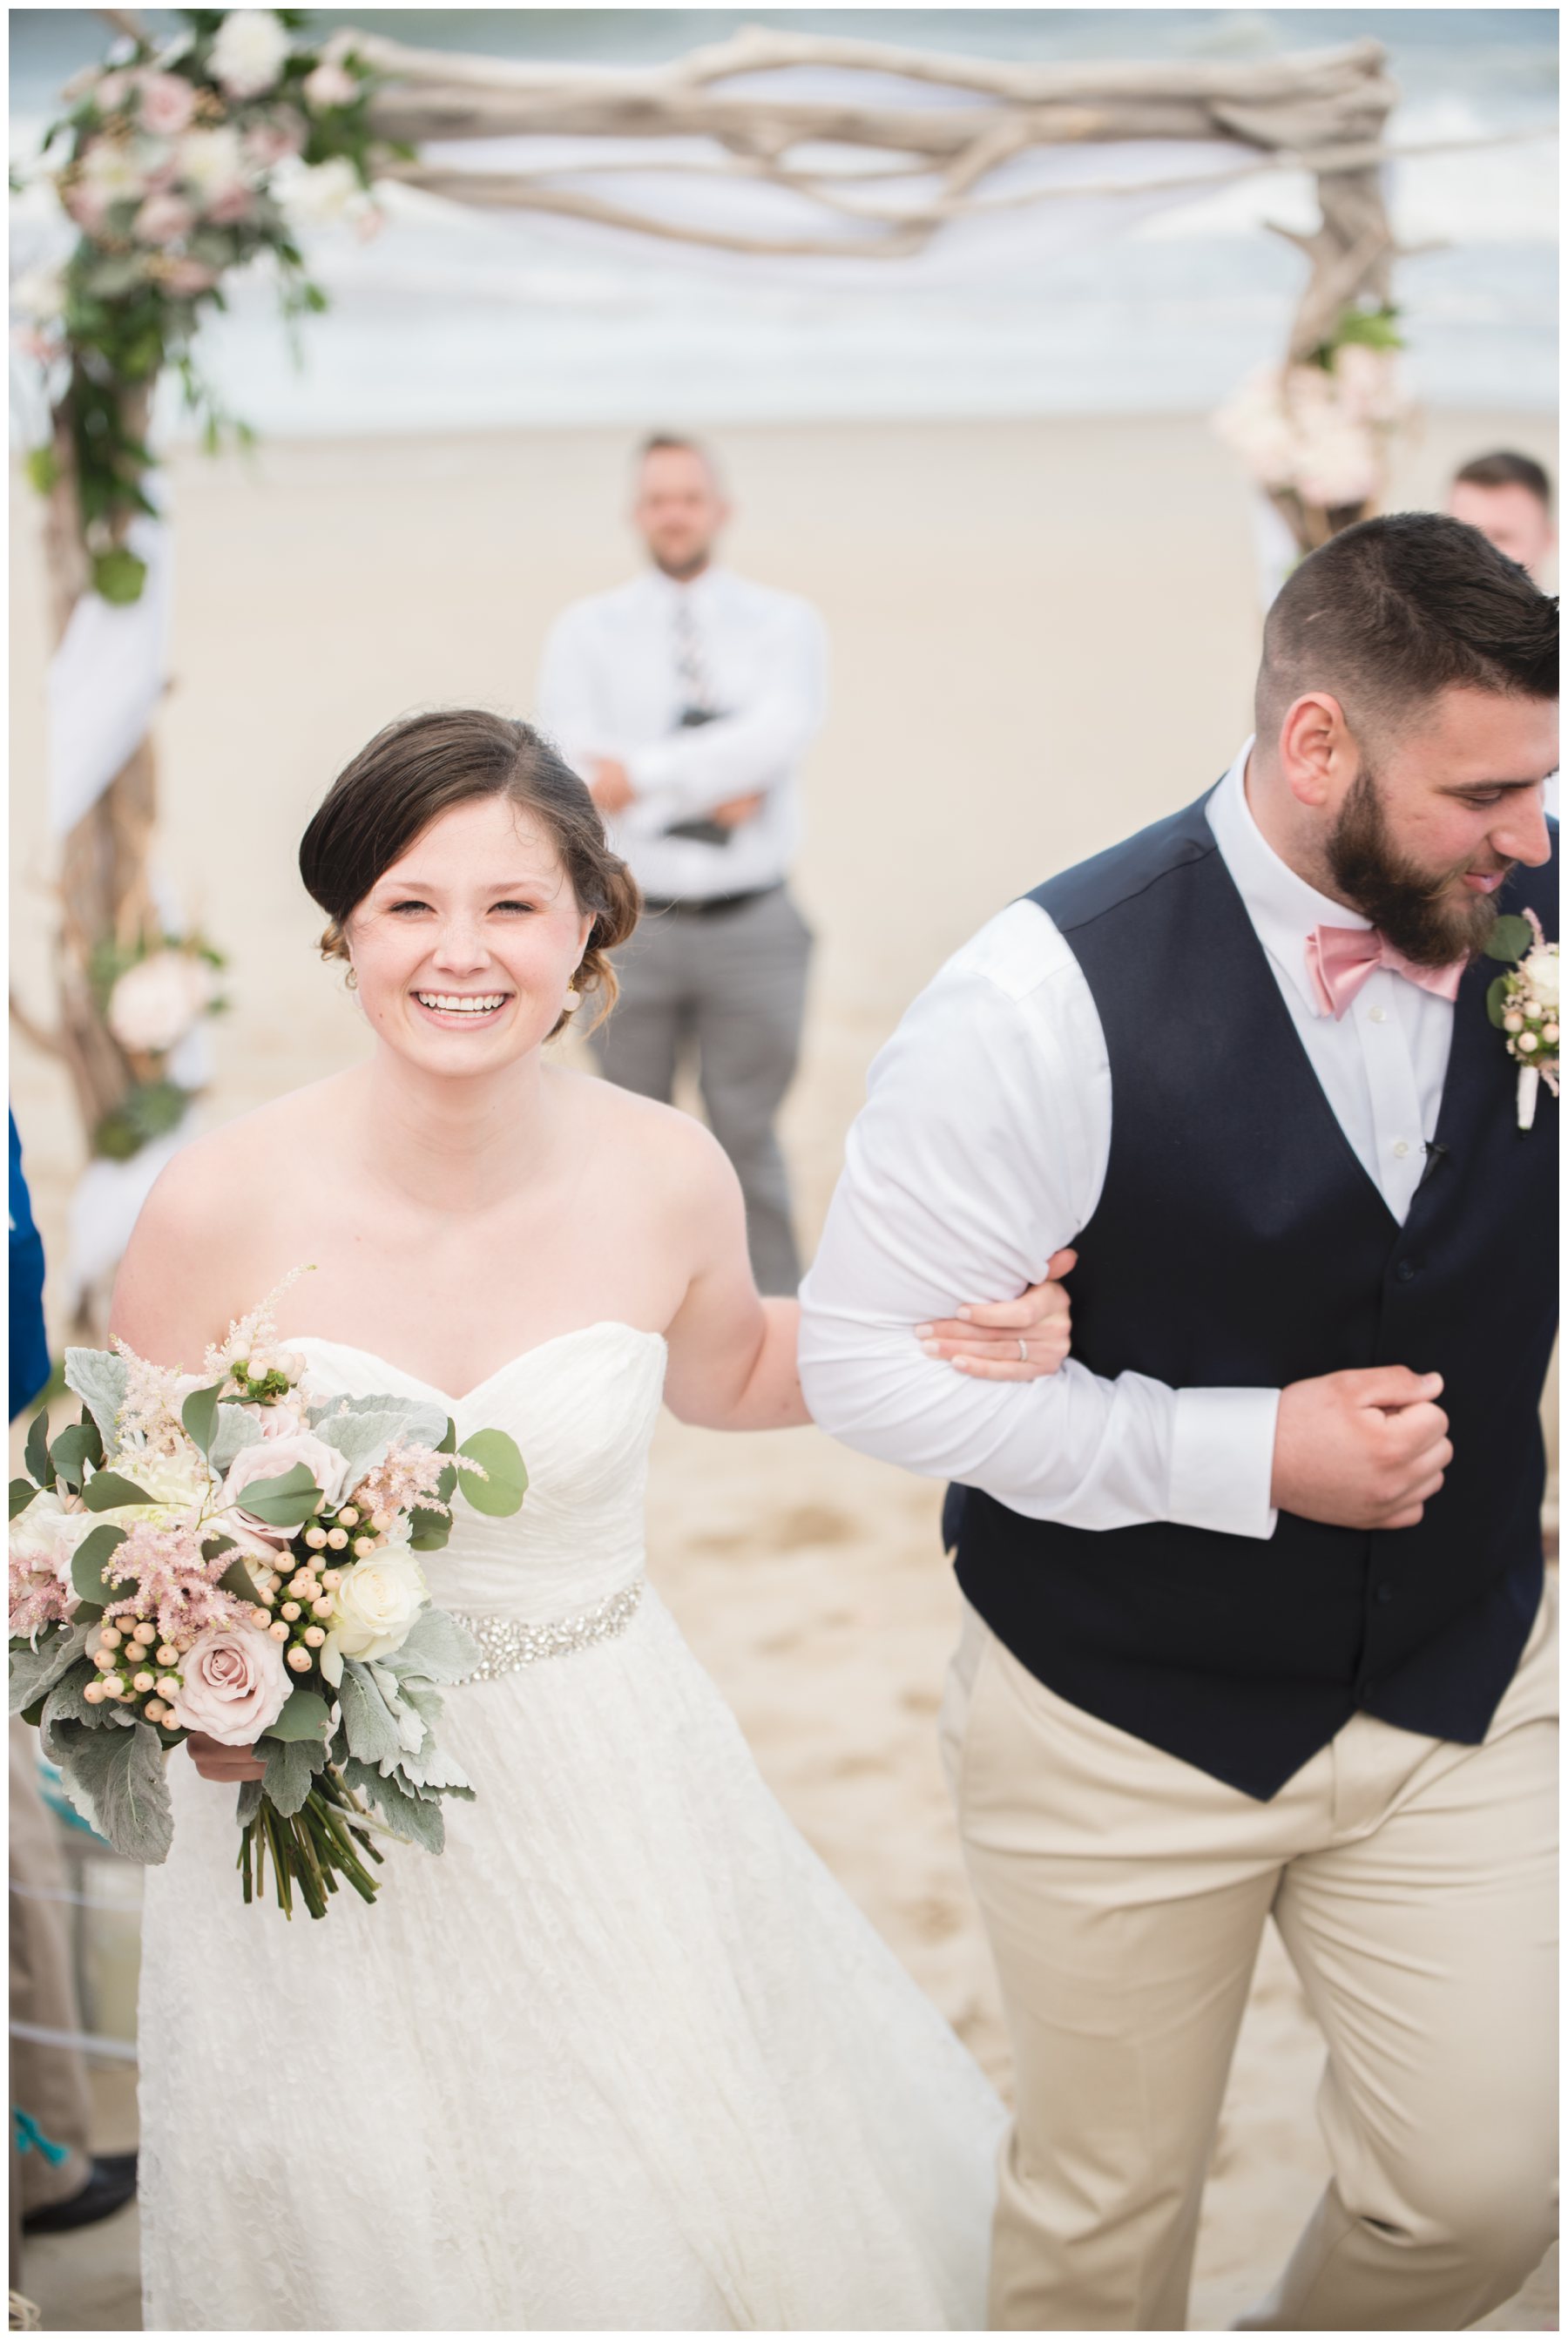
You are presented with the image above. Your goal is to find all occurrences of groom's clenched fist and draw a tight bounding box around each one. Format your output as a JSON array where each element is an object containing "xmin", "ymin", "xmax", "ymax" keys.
[{"xmin": 1271, "ymin": 1367, "xmax": 1452, "ymax": 1531}]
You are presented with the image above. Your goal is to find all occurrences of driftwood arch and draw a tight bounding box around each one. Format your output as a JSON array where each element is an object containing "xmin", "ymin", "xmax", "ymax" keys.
[{"xmin": 22, "ymin": 17, "xmax": 1409, "ymax": 1326}]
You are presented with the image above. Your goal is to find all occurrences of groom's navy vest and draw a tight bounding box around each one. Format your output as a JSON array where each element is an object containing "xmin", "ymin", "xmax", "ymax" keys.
[{"xmin": 947, "ymin": 791, "xmax": 1558, "ymax": 1801}]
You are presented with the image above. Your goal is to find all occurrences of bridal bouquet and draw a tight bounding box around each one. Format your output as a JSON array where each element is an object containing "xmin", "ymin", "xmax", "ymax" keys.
[{"xmin": 9, "ymin": 1285, "xmax": 525, "ymax": 1920}]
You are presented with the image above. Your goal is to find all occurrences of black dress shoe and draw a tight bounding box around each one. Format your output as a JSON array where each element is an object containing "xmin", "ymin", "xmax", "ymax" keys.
[{"xmin": 21, "ymin": 2152, "xmax": 137, "ymax": 2235}]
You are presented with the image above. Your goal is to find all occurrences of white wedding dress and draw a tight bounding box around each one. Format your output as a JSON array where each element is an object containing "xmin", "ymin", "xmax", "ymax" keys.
[{"xmin": 139, "ymin": 1322, "xmax": 1005, "ymax": 2330}]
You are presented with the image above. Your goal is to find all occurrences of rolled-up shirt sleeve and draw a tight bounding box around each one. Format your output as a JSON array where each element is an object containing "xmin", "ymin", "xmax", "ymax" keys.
[{"xmin": 798, "ymin": 901, "xmax": 1280, "ymax": 1539}]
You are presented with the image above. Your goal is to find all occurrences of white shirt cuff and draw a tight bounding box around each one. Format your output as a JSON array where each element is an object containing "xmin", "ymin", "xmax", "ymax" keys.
[
  {"xmin": 1169, "ymin": 1386, "xmax": 1281, "ymax": 1540},
  {"xmin": 625, "ymin": 741, "xmax": 678, "ymax": 795}
]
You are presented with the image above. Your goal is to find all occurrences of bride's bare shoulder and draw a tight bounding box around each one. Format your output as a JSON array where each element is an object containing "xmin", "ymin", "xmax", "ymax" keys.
[
  {"xmin": 111, "ymin": 1078, "xmax": 351, "ymax": 1359},
  {"xmin": 554, "ymin": 1066, "xmax": 740, "ymax": 1230},
  {"xmin": 134, "ymin": 1079, "xmax": 347, "ymax": 1229}
]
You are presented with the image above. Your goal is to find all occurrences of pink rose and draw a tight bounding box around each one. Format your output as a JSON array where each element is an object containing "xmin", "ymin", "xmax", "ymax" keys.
[
  {"xmin": 64, "ymin": 182, "xmax": 112, "ymax": 234},
  {"xmin": 220, "ymin": 1430, "xmax": 354, "ymax": 1539},
  {"xmin": 94, "ymin": 71, "xmax": 132, "ymax": 114},
  {"xmin": 136, "ymin": 72, "xmax": 197, "ymax": 135},
  {"xmin": 132, "ymin": 190, "xmax": 195, "ymax": 245},
  {"xmin": 242, "ymin": 116, "xmax": 307, "ymax": 167},
  {"xmin": 165, "ymin": 1624, "xmax": 290, "ymax": 1744},
  {"xmin": 159, "ymin": 258, "xmax": 219, "ymax": 296},
  {"xmin": 302, "ymin": 60, "xmax": 358, "ymax": 111},
  {"xmin": 205, "ymin": 183, "xmax": 254, "ymax": 225}
]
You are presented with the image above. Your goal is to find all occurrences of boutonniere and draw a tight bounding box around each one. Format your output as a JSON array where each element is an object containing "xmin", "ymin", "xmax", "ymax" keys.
[{"xmin": 1484, "ymin": 909, "xmax": 1559, "ymax": 1131}]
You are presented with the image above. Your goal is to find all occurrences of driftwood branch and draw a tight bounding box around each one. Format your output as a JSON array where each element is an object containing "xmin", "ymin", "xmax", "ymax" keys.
[{"xmin": 362, "ymin": 29, "xmax": 1399, "ymax": 348}]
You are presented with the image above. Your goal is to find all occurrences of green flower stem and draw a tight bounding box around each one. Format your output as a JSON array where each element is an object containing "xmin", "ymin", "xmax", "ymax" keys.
[{"xmin": 237, "ymin": 1770, "xmax": 383, "ymax": 1918}]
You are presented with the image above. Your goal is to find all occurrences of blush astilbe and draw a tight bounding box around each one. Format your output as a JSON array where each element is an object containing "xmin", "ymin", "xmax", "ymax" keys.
[
  {"xmin": 103, "ymin": 1523, "xmax": 254, "ymax": 1652},
  {"xmin": 352, "ymin": 1439, "xmax": 456, "ymax": 1527},
  {"xmin": 9, "ymin": 1556, "xmax": 75, "ymax": 1644}
]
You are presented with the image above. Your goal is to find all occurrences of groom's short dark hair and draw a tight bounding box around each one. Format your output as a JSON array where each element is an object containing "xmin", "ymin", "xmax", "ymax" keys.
[{"xmin": 1256, "ymin": 511, "xmax": 1558, "ymax": 742}]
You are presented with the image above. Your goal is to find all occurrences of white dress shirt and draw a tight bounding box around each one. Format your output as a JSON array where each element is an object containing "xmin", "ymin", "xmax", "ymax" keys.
[
  {"xmin": 536, "ymin": 565, "xmax": 828, "ymax": 902},
  {"xmin": 799, "ymin": 745, "xmax": 1458, "ymax": 1543}
]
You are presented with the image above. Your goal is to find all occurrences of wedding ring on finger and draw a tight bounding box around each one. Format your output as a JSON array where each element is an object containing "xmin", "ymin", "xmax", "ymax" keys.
[{"xmin": 1017, "ymin": 1338, "xmax": 1029, "ymax": 1363}]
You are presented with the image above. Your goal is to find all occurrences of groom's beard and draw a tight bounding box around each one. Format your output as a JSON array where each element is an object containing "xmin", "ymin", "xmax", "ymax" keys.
[{"xmin": 1326, "ymin": 768, "xmax": 1511, "ymax": 966}]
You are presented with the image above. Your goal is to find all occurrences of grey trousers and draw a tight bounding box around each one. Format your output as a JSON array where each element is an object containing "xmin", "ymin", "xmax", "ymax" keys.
[
  {"xmin": 590, "ymin": 884, "xmax": 812, "ymax": 1295},
  {"xmin": 10, "ymin": 1721, "xmax": 94, "ymax": 2219}
]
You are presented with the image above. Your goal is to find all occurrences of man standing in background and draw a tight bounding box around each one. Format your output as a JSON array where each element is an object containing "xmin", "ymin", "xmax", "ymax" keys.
[
  {"xmin": 1447, "ymin": 452, "xmax": 1558, "ymax": 820},
  {"xmin": 1447, "ymin": 450, "xmax": 1556, "ymax": 582},
  {"xmin": 537, "ymin": 434, "xmax": 828, "ymax": 1294}
]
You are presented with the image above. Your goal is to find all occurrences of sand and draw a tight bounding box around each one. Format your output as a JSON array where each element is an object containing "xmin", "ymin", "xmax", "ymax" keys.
[{"xmin": 10, "ymin": 409, "xmax": 1557, "ymax": 2330}]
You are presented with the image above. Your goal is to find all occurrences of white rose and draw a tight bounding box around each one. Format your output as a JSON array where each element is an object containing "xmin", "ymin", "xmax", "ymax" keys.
[
  {"xmin": 77, "ymin": 135, "xmax": 159, "ymax": 206},
  {"xmin": 106, "ymin": 950, "xmax": 216, "ymax": 1055},
  {"xmin": 279, "ymin": 155, "xmax": 359, "ymax": 227},
  {"xmin": 10, "ymin": 1491, "xmax": 100, "ymax": 1594},
  {"xmin": 11, "ymin": 266, "xmax": 65, "ymax": 325},
  {"xmin": 326, "ymin": 1545, "xmax": 428, "ymax": 1664},
  {"xmin": 302, "ymin": 60, "xmax": 358, "ymax": 112},
  {"xmin": 209, "ymin": 10, "xmax": 291, "ymax": 100},
  {"xmin": 176, "ymin": 125, "xmax": 248, "ymax": 203},
  {"xmin": 109, "ymin": 1447, "xmax": 212, "ymax": 1528},
  {"xmin": 1520, "ymin": 949, "xmax": 1558, "ymax": 1011}
]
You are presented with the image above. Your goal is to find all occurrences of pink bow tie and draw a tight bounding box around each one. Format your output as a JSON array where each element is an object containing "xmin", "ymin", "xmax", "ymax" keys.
[{"xmin": 1306, "ymin": 926, "xmax": 1466, "ymax": 1020}]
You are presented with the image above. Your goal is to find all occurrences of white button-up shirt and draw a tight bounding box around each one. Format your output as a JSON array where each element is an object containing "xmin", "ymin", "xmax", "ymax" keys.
[
  {"xmin": 536, "ymin": 565, "xmax": 828, "ymax": 902},
  {"xmin": 799, "ymin": 745, "xmax": 1458, "ymax": 1543}
]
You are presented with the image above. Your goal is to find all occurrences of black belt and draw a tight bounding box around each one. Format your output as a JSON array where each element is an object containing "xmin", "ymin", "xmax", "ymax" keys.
[{"xmin": 640, "ymin": 883, "xmax": 783, "ymax": 920}]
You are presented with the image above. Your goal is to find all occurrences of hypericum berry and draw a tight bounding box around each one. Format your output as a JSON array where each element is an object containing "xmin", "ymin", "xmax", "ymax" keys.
[
  {"xmin": 311, "ymin": 1597, "xmax": 334, "ymax": 1620},
  {"xmin": 280, "ymin": 1601, "xmax": 301, "ymax": 1622},
  {"xmin": 267, "ymin": 1621, "xmax": 290, "ymax": 1643},
  {"xmin": 326, "ymin": 1527, "xmax": 348, "ymax": 1551},
  {"xmin": 144, "ymin": 1697, "xmax": 167, "ymax": 1723},
  {"xmin": 338, "ymin": 1506, "xmax": 359, "ymax": 1530},
  {"xmin": 157, "ymin": 1675, "xmax": 181, "ymax": 1697},
  {"xmin": 156, "ymin": 1643, "xmax": 179, "ymax": 1667},
  {"xmin": 98, "ymin": 1626, "xmax": 122, "ymax": 1649},
  {"xmin": 303, "ymin": 1626, "xmax": 326, "ymax": 1647},
  {"xmin": 305, "ymin": 1526, "xmax": 328, "ymax": 1551},
  {"xmin": 287, "ymin": 1647, "xmax": 313, "ymax": 1673},
  {"xmin": 132, "ymin": 1671, "xmax": 156, "ymax": 1694}
]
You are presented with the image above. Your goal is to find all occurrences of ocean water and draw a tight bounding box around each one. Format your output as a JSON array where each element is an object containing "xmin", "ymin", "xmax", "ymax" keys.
[{"xmin": 9, "ymin": 10, "xmax": 1557, "ymax": 433}]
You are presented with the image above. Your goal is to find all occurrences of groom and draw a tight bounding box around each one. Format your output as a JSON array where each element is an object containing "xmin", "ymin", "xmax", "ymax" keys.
[{"xmin": 800, "ymin": 513, "xmax": 1558, "ymax": 2330}]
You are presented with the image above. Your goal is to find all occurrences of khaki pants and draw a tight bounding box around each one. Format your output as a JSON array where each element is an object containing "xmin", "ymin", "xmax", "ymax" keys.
[
  {"xmin": 9, "ymin": 1721, "xmax": 93, "ymax": 2218},
  {"xmin": 940, "ymin": 1581, "xmax": 1558, "ymax": 2330}
]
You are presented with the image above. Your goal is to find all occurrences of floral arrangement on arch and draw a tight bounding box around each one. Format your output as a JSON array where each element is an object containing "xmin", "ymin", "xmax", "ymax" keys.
[
  {"xmin": 92, "ymin": 929, "xmax": 228, "ymax": 1161},
  {"xmin": 1213, "ymin": 304, "xmax": 1414, "ymax": 558},
  {"xmin": 12, "ymin": 7, "xmax": 401, "ymax": 606}
]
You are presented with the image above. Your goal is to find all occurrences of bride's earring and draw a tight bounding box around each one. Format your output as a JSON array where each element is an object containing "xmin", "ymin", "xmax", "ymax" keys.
[
  {"xmin": 561, "ymin": 986, "xmax": 582, "ymax": 1015},
  {"xmin": 345, "ymin": 963, "xmax": 359, "ymax": 992}
]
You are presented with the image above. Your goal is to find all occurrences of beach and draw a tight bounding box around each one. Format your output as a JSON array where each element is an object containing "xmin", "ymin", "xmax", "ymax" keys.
[{"xmin": 10, "ymin": 408, "xmax": 1557, "ymax": 2329}]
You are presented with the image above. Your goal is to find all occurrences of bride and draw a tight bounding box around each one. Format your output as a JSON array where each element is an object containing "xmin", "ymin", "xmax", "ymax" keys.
[{"xmin": 112, "ymin": 708, "xmax": 1074, "ymax": 2332}]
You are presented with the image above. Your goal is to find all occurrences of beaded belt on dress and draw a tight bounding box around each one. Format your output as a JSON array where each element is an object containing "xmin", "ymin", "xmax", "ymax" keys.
[{"xmin": 451, "ymin": 1581, "xmax": 644, "ymax": 1681}]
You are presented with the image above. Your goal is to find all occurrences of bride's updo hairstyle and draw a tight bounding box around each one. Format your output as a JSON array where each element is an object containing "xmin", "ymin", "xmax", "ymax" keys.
[{"xmin": 299, "ymin": 709, "xmax": 641, "ymax": 1038}]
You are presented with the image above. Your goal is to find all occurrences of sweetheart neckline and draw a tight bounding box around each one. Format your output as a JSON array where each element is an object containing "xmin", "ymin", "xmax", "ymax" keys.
[{"xmin": 289, "ymin": 1322, "xmax": 667, "ymax": 1410}]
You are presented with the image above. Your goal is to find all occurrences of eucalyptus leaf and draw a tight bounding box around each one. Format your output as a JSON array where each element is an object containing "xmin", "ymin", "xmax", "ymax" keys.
[
  {"xmin": 82, "ymin": 1470, "xmax": 152, "ymax": 1513},
  {"xmin": 233, "ymin": 1463, "xmax": 321, "ymax": 1528},
  {"xmin": 10, "ymin": 1478, "xmax": 42, "ymax": 1520},
  {"xmin": 71, "ymin": 1523, "xmax": 128, "ymax": 1604},
  {"xmin": 56, "ymin": 1721, "xmax": 173, "ymax": 1863},
  {"xmin": 49, "ymin": 1424, "xmax": 98, "ymax": 1496},
  {"xmin": 64, "ymin": 1350, "xmax": 128, "ymax": 1454},
  {"xmin": 180, "ymin": 1382, "xmax": 224, "ymax": 1457},
  {"xmin": 217, "ymin": 1556, "xmax": 261, "ymax": 1606},
  {"xmin": 1486, "ymin": 972, "xmax": 1512, "ymax": 1031},
  {"xmin": 1484, "ymin": 915, "xmax": 1533, "ymax": 964},
  {"xmin": 24, "ymin": 1409, "xmax": 50, "ymax": 1488},
  {"xmin": 263, "ymin": 1687, "xmax": 331, "ymax": 1744},
  {"xmin": 337, "ymin": 1661, "xmax": 404, "ymax": 1769},
  {"xmin": 9, "ymin": 1622, "xmax": 92, "ymax": 1717},
  {"xmin": 408, "ymin": 1509, "xmax": 451, "ymax": 1552},
  {"xmin": 262, "ymin": 1735, "xmax": 324, "ymax": 1817},
  {"xmin": 341, "ymin": 1758, "xmax": 446, "ymax": 1854},
  {"xmin": 455, "ymin": 1430, "xmax": 527, "ymax": 1518}
]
